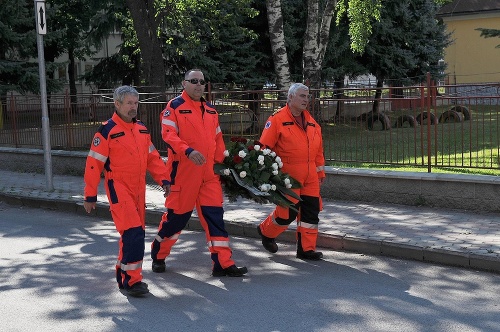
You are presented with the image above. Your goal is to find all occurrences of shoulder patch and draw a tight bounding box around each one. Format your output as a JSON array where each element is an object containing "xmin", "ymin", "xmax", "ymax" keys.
[
  {"xmin": 93, "ymin": 137, "xmax": 101, "ymax": 146},
  {"xmin": 264, "ymin": 120, "xmax": 272, "ymax": 129},
  {"xmin": 163, "ymin": 110, "xmax": 170, "ymax": 117},
  {"xmin": 97, "ymin": 119, "xmax": 116, "ymax": 139}
]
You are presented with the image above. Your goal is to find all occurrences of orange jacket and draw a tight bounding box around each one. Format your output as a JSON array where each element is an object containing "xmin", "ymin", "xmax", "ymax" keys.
[
  {"xmin": 260, "ymin": 104, "xmax": 325, "ymax": 185},
  {"xmin": 84, "ymin": 112, "xmax": 169, "ymax": 202},
  {"xmin": 160, "ymin": 90, "xmax": 225, "ymax": 182}
]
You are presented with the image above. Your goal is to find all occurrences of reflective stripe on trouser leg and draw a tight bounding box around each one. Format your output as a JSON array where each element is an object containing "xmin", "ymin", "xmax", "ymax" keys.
[
  {"xmin": 117, "ymin": 226, "xmax": 145, "ymax": 289},
  {"xmin": 297, "ymin": 221, "xmax": 319, "ymax": 251},
  {"xmin": 198, "ymin": 205, "xmax": 235, "ymax": 270},
  {"xmin": 296, "ymin": 195, "xmax": 320, "ymax": 252},
  {"xmin": 259, "ymin": 204, "xmax": 299, "ymax": 238},
  {"xmin": 151, "ymin": 210, "xmax": 191, "ymax": 261}
]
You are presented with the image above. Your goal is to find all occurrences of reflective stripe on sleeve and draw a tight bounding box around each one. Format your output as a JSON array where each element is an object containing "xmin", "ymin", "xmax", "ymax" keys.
[
  {"xmin": 162, "ymin": 119, "xmax": 179, "ymax": 133},
  {"xmin": 215, "ymin": 126, "xmax": 221, "ymax": 135},
  {"xmin": 88, "ymin": 150, "xmax": 107, "ymax": 163},
  {"xmin": 316, "ymin": 165, "xmax": 325, "ymax": 172},
  {"xmin": 149, "ymin": 144, "xmax": 156, "ymax": 153}
]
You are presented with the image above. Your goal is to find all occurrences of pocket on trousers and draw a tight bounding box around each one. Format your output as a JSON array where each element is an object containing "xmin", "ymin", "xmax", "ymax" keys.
[
  {"xmin": 110, "ymin": 200, "xmax": 141, "ymax": 232},
  {"xmin": 166, "ymin": 184, "xmax": 181, "ymax": 210}
]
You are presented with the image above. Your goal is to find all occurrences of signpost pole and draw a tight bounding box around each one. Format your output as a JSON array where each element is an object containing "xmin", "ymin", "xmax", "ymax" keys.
[{"xmin": 34, "ymin": 0, "xmax": 53, "ymax": 191}]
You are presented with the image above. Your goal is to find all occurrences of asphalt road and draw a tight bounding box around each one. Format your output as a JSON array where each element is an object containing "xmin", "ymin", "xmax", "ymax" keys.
[{"xmin": 1, "ymin": 202, "xmax": 499, "ymax": 332}]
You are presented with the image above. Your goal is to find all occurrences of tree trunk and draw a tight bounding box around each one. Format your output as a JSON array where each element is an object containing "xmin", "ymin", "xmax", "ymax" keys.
[
  {"xmin": 372, "ymin": 77, "xmax": 384, "ymax": 114},
  {"xmin": 125, "ymin": 0, "xmax": 166, "ymax": 95},
  {"xmin": 303, "ymin": 0, "xmax": 336, "ymax": 88},
  {"xmin": 266, "ymin": 0, "xmax": 291, "ymax": 91}
]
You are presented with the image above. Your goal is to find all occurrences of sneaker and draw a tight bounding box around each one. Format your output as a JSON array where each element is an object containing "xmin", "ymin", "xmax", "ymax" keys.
[
  {"xmin": 212, "ymin": 265, "xmax": 248, "ymax": 277},
  {"xmin": 152, "ymin": 259, "xmax": 166, "ymax": 273},
  {"xmin": 257, "ymin": 226, "xmax": 278, "ymax": 253},
  {"xmin": 126, "ymin": 281, "xmax": 149, "ymax": 297},
  {"xmin": 296, "ymin": 250, "xmax": 323, "ymax": 261}
]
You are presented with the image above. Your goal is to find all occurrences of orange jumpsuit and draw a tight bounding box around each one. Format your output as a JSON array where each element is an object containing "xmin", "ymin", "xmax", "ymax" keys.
[
  {"xmin": 151, "ymin": 90, "xmax": 236, "ymax": 271},
  {"xmin": 84, "ymin": 112, "xmax": 169, "ymax": 290},
  {"xmin": 258, "ymin": 104, "xmax": 326, "ymax": 251}
]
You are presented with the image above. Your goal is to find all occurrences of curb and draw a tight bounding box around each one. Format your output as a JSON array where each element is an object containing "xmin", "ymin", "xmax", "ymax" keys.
[{"xmin": 1, "ymin": 192, "xmax": 499, "ymax": 274}]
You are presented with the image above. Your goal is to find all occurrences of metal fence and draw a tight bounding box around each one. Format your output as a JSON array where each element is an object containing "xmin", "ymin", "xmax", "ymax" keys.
[{"xmin": 1, "ymin": 81, "xmax": 499, "ymax": 171}]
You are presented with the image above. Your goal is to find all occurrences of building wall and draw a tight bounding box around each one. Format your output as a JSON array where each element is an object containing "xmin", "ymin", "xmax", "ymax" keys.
[{"xmin": 442, "ymin": 13, "xmax": 500, "ymax": 84}]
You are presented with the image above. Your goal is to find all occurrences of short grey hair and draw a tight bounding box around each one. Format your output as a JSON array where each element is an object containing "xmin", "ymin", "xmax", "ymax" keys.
[
  {"xmin": 113, "ymin": 86, "xmax": 139, "ymax": 103},
  {"xmin": 287, "ymin": 83, "xmax": 309, "ymax": 103}
]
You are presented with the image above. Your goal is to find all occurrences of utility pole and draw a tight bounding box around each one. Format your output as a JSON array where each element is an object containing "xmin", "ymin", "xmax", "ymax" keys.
[{"xmin": 34, "ymin": 0, "xmax": 53, "ymax": 191}]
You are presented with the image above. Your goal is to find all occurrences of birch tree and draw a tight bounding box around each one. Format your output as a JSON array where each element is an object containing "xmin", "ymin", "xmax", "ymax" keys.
[{"xmin": 266, "ymin": 0, "xmax": 292, "ymax": 89}]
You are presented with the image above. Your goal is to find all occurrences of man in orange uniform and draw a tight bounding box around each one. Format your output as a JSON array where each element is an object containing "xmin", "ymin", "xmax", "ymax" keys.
[
  {"xmin": 83, "ymin": 86, "xmax": 170, "ymax": 297},
  {"xmin": 257, "ymin": 83, "xmax": 326, "ymax": 260},
  {"xmin": 151, "ymin": 69, "xmax": 248, "ymax": 277}
]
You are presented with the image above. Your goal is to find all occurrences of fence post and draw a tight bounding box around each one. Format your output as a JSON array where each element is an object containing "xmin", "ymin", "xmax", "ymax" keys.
[{"xmin": 426, "ymin": 72, "xmax": 432, "ymax": 173}]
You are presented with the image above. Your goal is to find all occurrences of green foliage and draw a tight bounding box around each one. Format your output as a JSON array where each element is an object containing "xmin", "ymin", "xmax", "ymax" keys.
[
  {"xmin": 336, "ymin": 0, "xmax": 382, "ymax": 53},
  {"xmin": 353, "ymin": 0, "xmax": 451, "ymax": 85},
  {"xmin": 476, "ymin": 28, "xmax": 500, "ymax": 49}
]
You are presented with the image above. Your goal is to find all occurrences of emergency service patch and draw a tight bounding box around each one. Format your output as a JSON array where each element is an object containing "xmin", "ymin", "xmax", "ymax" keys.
[
  {"xmin": 93, "ymin": 137, "xmax": 101, "ymax": 146},
  {"xmin": 163, "ymin": 110, "xmax": 170, "ymax": 117},
  {"xmin": 265, "ymin": 120, "xmax": 272, "ymax": 129}
]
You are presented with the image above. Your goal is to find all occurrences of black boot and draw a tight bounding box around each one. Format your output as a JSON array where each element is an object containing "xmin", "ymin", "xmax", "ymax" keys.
[
  {"xmin": 212, "ymin": 265, "xmax": 248, "ymax": 277},
  {"xmin": 296, "ymin": 233, "xmax": 323, "ymax": 260},
  {"xmin": 257, "ymin": 226, "xmax": 278, "ymax": 253},
  {"xmin": 152, "ymin": 259, "xmax": 166, "ymax": 273}
]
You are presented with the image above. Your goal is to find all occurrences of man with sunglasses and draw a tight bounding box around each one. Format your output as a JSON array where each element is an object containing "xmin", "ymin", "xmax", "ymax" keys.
[{"xmin": 151, "ymin": 69, "xmax": 248, "ymax": 277}]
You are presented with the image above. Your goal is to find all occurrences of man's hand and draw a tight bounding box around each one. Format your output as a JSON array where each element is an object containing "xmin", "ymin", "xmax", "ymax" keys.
[
  {"xmin": 188, "ymin": 150, "xmax": 206, "ymax": 165},
  {"xmin": 162, "ymin": 184, "xmax": 171, "ymax": 197},
  {"xmin": 83, "ymin": 201, "xmax": 96, "ymax": 213}
]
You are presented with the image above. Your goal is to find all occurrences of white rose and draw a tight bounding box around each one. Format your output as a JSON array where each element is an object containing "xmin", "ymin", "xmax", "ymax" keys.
[
  {"xmin": 259, "ymin": 160, "xmax": 265, "ymax": 165},
  {"xmin": 223, "ymin": 150, "xmax": 230, "ymax": 157},
  {"xmin": 254, "ymin": 145, "xmax": 261, "ymax": 151},
  {"xmin": 257, "ymin": 155, "xmax": 265, "ymax": 162},
  {"xmin": 284, "ymin": 178, "xmax": 291, "ymax": 185},
  {"xmin": 239, "ymin": 171, "xmax": 247, "ymax": 178},
  {"xmin": 275, "ymin": 156, "xmax": 282, "ymax": 163},
  {"xmin": 279, "ymin": 162, "xmax": 283, "ymax": 168},
  {"xmin": 238, "ymin": 150, "xmax": 247, "ymax": 158},
  {"xmin": 270, "ymin": 152, "xmax": 276, "ymax": 157},
  {"xmin": 286, "ymin": 183, "xmax": 292, "ymax": 188},
  {"xmin": 262, "ymin": 149, "xmax": 271, "ymax": 155},
  {"xmin": 271, "ymin": 184, "xmax": 277, "ymax": 191},
  {"xmin": 259, "ymin": 184, "xmax": 271, "ymax": 192},
  {"xmin": 223, "ymin": 168, "xmax": 231, "ymax": 176},
  {"xmin": 272, "ymin": 170, "xmax": 278, "ymax": 175},
  {"xmin": 272, "ymin": 163, "xmax": 278, "ymax": 170}
]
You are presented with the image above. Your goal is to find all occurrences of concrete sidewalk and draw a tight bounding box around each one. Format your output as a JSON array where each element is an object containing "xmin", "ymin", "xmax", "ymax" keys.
[{"xmin": 1, "ymin": 169, "xmax": 499, "ymax": 273}]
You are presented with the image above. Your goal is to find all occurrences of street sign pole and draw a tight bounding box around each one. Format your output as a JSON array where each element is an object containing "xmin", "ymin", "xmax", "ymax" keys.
[{"xmin": 34, "ymin": 0, "xmax": 53, "ymax": 191}]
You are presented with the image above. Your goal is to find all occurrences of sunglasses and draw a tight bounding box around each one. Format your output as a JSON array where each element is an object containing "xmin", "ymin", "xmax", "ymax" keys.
[{"xmin": 184, "ymin": 78, "xmax": 206, "ymax": 85}]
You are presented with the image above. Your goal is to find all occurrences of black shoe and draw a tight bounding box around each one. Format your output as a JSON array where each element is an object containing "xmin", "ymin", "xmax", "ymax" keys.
[
  {"xmin": 212, "ymin": 265, "xmax": 248, "ymax": 277},
  {"xmin": 297, "ymin": 250, "xmax": 323, "ymax": 261},
  {"xmin": 257, "ymin": 226, "xmax": 278, "ymax": 253},
  {"xmin": 126, "ymin": 281, "xmax": 149, "ymax": 297},
  {"xmin": 152, "ymin": 259, "xmax": 166, "ymax": 273}
]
